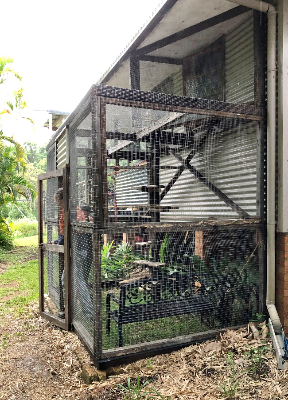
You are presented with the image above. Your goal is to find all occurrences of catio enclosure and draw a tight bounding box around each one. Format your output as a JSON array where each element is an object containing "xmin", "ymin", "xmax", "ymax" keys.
[{"xmin": 39, "ymin": 9, "xmax": 267, "ymax": 368}]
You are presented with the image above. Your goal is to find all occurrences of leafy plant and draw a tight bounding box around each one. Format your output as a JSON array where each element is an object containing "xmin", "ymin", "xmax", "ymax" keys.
[
  {"xmin": 220, "ymin": 352, "xmax": 241, "ymax": 399},
  {"xmin": 160, "ymin": 235, "xmax": 170, "ymax": 263},
  {"xmin": 0, "ymin": 218, "xmax": 13, "ymax": 250},
  {"xmin": 118, "ymin": 375, "xmax": 171, "ymax": 400},
  {"xmin": 245, "ymin": 344, "xmax": 269, "ymax": 378},
  {"xmin": 101, "ymin": 241, "xmax": 141, "ymax": 281},
  {"xmin": 10, "ymin": 218, "xmax": 38, "ymax": 238}
]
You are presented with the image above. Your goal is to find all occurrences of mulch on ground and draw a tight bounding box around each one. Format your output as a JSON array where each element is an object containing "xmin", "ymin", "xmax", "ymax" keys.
[{"xmin": 0, "ymin": 302, "xmax": 288, "ymax": 400}]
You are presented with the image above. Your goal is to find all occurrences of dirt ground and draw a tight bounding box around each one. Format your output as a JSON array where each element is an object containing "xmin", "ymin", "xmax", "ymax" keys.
[
  {"xmin": 1, "ymin": 304, "xmax": 288, "ymax": 400},
  {"xmin": 1, "ymin": 247, "xmax": 288, "ymax": 399}
]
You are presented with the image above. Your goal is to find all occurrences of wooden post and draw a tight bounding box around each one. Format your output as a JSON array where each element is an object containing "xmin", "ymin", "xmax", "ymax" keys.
[
  {"xmin": 130, "ymin": 55, "xmax": 140, "ymax": 90},
  {"xmin": 38, "ymin": 178, "xmax": 44, "ymax": 314},
  {"xmin": 91, "ymin": 93, "xmax": 103, "ymax": 360}
]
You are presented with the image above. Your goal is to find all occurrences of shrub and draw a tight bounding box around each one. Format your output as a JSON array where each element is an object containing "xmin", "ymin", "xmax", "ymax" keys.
[
  {"xmin": 101, "ymin": 241, "xmax": 141, "ymax": 281},
  {"xmin": 10, "ymin": 218, "xmax": 38, "ymax": 238},
  {"xmin": 0, "ymin": 220, "xmax": 14, "ymax": 250}
]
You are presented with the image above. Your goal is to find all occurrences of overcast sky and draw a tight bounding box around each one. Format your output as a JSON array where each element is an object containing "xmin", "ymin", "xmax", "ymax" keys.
[{"xmin": 1, "ymin": 0, "xmax": 163, "ymax": 144}]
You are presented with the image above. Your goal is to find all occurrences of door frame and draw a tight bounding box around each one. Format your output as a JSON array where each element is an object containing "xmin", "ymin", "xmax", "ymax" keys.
[{"xmin": 38, "ymin": 167, "xmax": 71, "ymax": 330}]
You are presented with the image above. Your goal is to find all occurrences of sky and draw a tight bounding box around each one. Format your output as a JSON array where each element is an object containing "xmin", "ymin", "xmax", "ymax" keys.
[{"xmin": 1, "ymin": 0, "xmax": 164, "ymax": 145}]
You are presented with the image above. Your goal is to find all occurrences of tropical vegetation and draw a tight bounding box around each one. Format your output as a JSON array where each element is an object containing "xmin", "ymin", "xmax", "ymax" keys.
[{"xmin": 0, "ymin": 57, "xmax": 41, "ymax": 249}]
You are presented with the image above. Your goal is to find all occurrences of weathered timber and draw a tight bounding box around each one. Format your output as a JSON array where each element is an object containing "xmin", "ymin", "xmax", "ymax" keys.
[
  {"xmin": 139, "ymin": 55, "xmax": 183, "ymax": 65},
  {"xmin": 38, "ymin": 168, "xmax": 64, "ymax": 181},
  {"xmin": 135, "ymin": 6, "xmax": 249, "ymax": 56},
  {"xmin": 100, "ymin": 90, "xmax": 263, "ymax": 119},
  {"xmin": 133, "ymin": 260, "xmax": 166, "ymax": 267},
  {"xmin": 42, "ymin": 243, "xmax": 65, "ymax": 253},
  {"xmin": 171, "ymin": 150, "xmax": 251, "ymax": 219}
]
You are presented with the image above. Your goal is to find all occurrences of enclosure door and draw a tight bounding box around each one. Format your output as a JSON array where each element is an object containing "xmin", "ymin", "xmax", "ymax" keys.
[{"xmin": 38, "ymin": 167, "xmax": 71, "ymax": 330}]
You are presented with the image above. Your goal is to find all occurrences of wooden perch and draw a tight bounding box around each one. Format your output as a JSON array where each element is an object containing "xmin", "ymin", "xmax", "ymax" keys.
[
  {"xmin": 131, "ymin": 185, "xmax": 165, "ymax": 192},
  {"xmin": 133, "ymin": 260, "xmax": 166, "ymax": 268}
]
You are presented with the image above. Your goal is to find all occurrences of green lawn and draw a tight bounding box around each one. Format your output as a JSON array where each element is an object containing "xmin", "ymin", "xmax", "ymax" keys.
[
  {"xmin": 14, "ymin": 235, "xmax": 46, "ymax": 247},
  {"xmin": 0, "ymin": 237, "xmax": 39, "ymax": 318}
]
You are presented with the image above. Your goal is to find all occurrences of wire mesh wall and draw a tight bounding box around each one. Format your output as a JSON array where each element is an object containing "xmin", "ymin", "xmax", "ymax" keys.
[{"xmin": 42, "ymin": 9, "xmax": 267, "ymax": 367}]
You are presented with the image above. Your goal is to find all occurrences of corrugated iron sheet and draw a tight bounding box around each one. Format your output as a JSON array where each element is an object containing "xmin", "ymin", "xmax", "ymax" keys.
[
  {"xmin": 57, "ymin": 134, "xmax": 67, "ymax": 169},
  {"xmin": 115, "ymin": 169, "xmax": 148, "ymax": 206},
  {"xmin": 160, "ymin": 121, "xmax": 258, "ymax": 221},
  {"xmin": 225, "ymin": 15, "xmax": 254, "ymax": 103}
]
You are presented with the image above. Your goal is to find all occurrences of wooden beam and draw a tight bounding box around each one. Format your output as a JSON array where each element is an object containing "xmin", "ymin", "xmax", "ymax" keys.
[
  {"xmin": 106, "ymin": 131, "xmax": 137, "ymax": 141},
  {"xmin": 102, "ymin": 97, "xmax": 263, "ymax": 121},
  {"xmin": 139, "ymin": 55, "xmax": 183, "ymax": 65},
  {"xmin": 136, "ymin": 6, "xmax": 249, "ymax": 56},
  {"xmin": 160, "ymin": 125, "xmax": 213, "ymax": 201},
  {"xmin": 42, "ymin": 243, "xmax": 65, "ymax": 253},
  {"xmin": 130, "ymin": 56, "xmax": 140, "ymax": 90},
  {"xmin": 171, "ymin": 151, "xmax": 251, "ymax": 219},
  {"xmin": 38, "ymin": 168, "xmax": 64, "ymax": 181},
  {"xmin": 100, "ymin": 0, "xmax": 179, "ymax": 85}
]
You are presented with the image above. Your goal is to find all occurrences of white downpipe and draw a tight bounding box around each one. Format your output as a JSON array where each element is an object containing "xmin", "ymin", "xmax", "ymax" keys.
[{"xmin": 228, "ymin": 1, "xmax": 281, "ymax": 332}]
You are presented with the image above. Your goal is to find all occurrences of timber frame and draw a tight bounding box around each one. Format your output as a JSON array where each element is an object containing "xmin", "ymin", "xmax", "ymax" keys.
[{"xmin": 44, "ymin": 83, "xmax": 267, "ymax": 367}]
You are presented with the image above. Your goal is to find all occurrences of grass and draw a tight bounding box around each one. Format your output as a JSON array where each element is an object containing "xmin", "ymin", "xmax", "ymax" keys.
[
  {"xmin": 14, "ymin": 235, "xmax": 38, "ymax": 247},
  {"xmin": 1, "ymin": 234, "xmax": 209, "ymax": 351},
  {"xmin": 0, "ymin": 258, "xmax": 38, "ymax": 318},
  {"xmin": 0, "ymin": 236, "xmax": 39, "ymax": 319},
  {"xmin": 101, "ymin": 288, "xmax": 206, "ymax": 349},
  {"xmin": 14, "ymin": 234, "xmax": 47, "ymax": 247}
]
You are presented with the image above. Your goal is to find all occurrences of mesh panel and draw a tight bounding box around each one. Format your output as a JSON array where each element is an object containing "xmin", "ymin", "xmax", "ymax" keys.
[
  {"xmin": 69, "ymin": 110, "xmax": 92, "ymax": 222},
  {"xmin": 71, "ymin": 227, "xmax": 94, "ymax": 351},
  {"xmin": 42, "ymin": 176, "xmax": 65, "ymax": 318},
  {"xmin": 102, "ymin": 99, "xmax": 265, "ymax": 352},
  {"xmin": 43, "ymin": 250, "xmax": 65, "ymax": 317},
  {"xmin": 43, "ymin": 8, "xmax": 267, "ymax": 365}
]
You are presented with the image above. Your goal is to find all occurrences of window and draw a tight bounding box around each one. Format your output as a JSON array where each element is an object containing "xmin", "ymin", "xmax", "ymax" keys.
[{"xmin": 183, "ymin": 37, "xmax": 225, "ymax": 101}]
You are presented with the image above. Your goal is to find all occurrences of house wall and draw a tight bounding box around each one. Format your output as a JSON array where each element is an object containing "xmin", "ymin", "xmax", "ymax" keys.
[{"xmin": 276, "ymin": 233, "xmax": 288, "ymax": 334}]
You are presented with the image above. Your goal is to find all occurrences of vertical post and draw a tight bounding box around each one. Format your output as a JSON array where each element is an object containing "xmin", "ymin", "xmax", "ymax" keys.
[
  {"xmin": 149, "ymin": 131, "xmax": 161, "ymax": 261},
  {"xmin": 130, "ymin": 55, "xmax": 140, "ymax": 90},
  {"xmin": 254, "ymin": 10, "xmax": 267, "ymax": 110},
  {"xmin": 63, "ymin": 167, "xmax": 71, "ymax": 329},
  {"xmin": 38, "ymin": 178, "xmax": 44, "ymax": 313},
  {"xmin": 91, "ymin": 92, "xmax": 103, "ymax": 361}
]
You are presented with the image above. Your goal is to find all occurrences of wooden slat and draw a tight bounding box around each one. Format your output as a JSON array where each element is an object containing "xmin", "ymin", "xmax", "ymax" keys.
[
  {"xmin": 42, "ymin": 244, "xmax": 65, "ymax": 253},
  {"xmin": 38, "ymin": 168, "xmax": 64, "ymax": 180},
  {"xmin": 101, "ymin": 325, "xmax": 246, "ymax": 359}
]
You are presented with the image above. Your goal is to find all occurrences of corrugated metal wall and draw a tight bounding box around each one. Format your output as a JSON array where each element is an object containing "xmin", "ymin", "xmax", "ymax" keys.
[
  {"xmin": 160, "ymin": 121, "xmax": 258, "ymax": 221},
  {"xmin": 225, "ymin": 15, "xmax": 254, "ymax": 103},
  {"xmin": 116, "ymin": 169, "xmax": 148, "ymax": 206},
  {"xmin": 56, "ymin": 133, "xmax": 67, "ymax": 169}
]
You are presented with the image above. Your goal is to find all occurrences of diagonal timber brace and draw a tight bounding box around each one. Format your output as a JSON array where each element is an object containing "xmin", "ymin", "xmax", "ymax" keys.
[{"xmin": 170, "ymin": 151, "xmax": 251, "ymax": 219}]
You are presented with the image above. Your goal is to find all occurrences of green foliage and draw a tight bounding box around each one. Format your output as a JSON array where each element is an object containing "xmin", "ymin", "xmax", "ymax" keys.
[
  {"xmin": 160, "ymin": 234, "xmax": 169, "ymax": 263},
  {"xmin": 101, "ymin": 241, "xmax": 141, "ymax": 281},
  {"xmin": 10, "ymin": 218, "xmax": 38, "ymax": 238},
  {"xmin": 220, "ymin": 352, "xmax": 241, "ymax": 399},
  {"xmin": 118, "ymin": 375, "xmax": 171, "ymax": 400},
  {"xmin": 245, "ymin": 344, "xmax": 269, "ymax": 378},
  {"xmin": 14, "ymin": 235, "xmax": 39, "ymax": 247},
  {"xmin": 0, "ymin": 219, "xmax": 13, "ymax": 250},
  {"xmin": 0, "ymin": 248, "xmax": 38, "ymax": 317},
  {"xmin": 0, "ymin": 58, "xmax": 36, "ymax": 246}
]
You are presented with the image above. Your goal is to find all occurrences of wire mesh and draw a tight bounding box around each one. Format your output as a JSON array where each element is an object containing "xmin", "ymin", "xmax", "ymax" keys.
[
  {"xmin": 101, "ymin": 97, "xmax": 265, "ymax": 352},
  {"xmin": 43, "ymin": 8, "xmax": 267, "ymax": 364}
]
